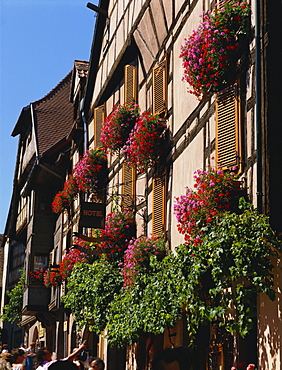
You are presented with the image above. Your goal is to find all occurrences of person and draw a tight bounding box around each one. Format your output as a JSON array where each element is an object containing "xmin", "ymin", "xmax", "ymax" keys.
[
  {"xmin": 151, "ymin": 346, "xmax": 192, "ymax": 370},
  {"xmin": 25, "ymin": 344, "xmax": 35, "ymax": 357},
  {"xmin": 35, "ymin": 348, "xmax": 52, "ymax": 369},
  {"xmin": 48, "ymin": 361, "xmax": 77, "ymax": 370},
  {"xmin": 25, "ymin": 343, "xmax": 35, "ymax": 370},
  {"xmin": 71, "ymin": 348, "xmax": 85, "ymax": 370},
  {"xmin": 89, "ymin": 358, "xmax": 104, "ymax": 370},
  {"xmin": 0, "ymin": 353, "xmax": 12, "ymax": 370},
  {"xmin": 1, "ymin": 345, "xmax": 9, "ymax": 354},
  {"xmin": 18, "ymin": 346, "xmax": 25, "ymax": 354},
  {"xmin": 11, "ymin": 349, "xmax": 25, "ymax": 370},
  {"xmin": 36, "ymin": 342, "xmax": 86, "ymax": 370}
]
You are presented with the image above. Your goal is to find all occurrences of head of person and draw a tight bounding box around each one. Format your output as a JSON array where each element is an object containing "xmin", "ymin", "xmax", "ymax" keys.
[
  {"xmin": 11, "ymin": 348, "xmax": 26, "ymax": 364},
  {"xmin": 19, "ymin": 343, "xmax": 25, "ymax": 348},
  {"xmin": 151, "ymin": 346, "xmax": 192, "ymax": 370},
  {"xmin": 2, "ymin": 344, "xmax": 8, "ymax": 350},
  {"xmin": 48, "ymin": 360, "xmax": 78, "ymax": 370},
  {"xmin": 36, "ymin": 347, "xmax": 52, "ymax": 364},
  {"xmin": 90, "ymin": 357, "xmax": 105, "ymax": 370},
  {"xmin": 0, "ymin": 352, "xmax": 12, "ymax": 364},
  {"xmin": 29, "ymin": 342, "xmax": 35, "ymax": 348}
]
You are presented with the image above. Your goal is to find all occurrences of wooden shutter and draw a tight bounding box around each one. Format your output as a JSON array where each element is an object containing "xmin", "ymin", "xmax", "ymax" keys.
[
  {"xmin": 124, "ymin": 64, "xmax": 137, "ymax": 103},
  {"xmin": 122, "ymin": 163, "xmax": 136, "ymax": 210},
  {"xmin": 152, "ymin": 58, "xmax": 167, "ymax": 116},
  {"xmin": 94, "ymin": 104, "xmax": 105, "ymax": 147},
  {"xmin": 216, "ymin": 84, "xmax": 242, "ymax": 171},
  {"xmin": 152, "ymin": 174, "xmax": 166, "ymax": 236}
]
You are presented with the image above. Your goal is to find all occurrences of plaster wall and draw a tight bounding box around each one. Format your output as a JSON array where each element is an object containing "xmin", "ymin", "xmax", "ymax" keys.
[
  {"xmin": 170, "ymin": 131, "xmax": 204, "ymax": 250},
  {"xmin": 258, "ymin": 257, "xmax": 282, "ymax": 369},
  {"xmin": 172, "ymin": 1, "xmax": 203, "ymax": 134}
]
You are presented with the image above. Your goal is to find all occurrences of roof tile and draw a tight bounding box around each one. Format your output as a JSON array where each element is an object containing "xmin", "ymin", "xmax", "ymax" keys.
[{"xmin": 33, "ymin": 72, "xmax": 73, "ymax": 156}]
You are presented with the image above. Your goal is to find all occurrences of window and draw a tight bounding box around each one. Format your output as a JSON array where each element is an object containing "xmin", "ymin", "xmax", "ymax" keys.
[
  {"xmin": 34, "ymin": 255, "xmax": 48, "ymax": 271},
  {"xmin": 93, "ymin": 104, "xmax": 106, "ymax": 147},
  {"xmin": 216, "ymin": 83, "xmax": 242, "ymax": 172},
  {"xmin": 152, "ymin": 172, "xmax": 166, "ymax": 236},
  {"xmin": 122, "ymin": 162, "xmax": 136, "ymax": 211},
  {"xmin": 124, "ymin": 64, "xmax": 137, "ymax": 104},
  {"xmin": 152, "ymin": 57, "xmax": 167, "ymax": 116}
]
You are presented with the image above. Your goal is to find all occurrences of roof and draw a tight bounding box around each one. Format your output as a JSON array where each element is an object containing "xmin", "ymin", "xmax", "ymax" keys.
[
  {"xmin": 74, "ymin": 60, "xmax": 89, "ymax": 78},
  {"xmin": 32, "ymin": 72, "xmax": 73, "ymax": 156},
  {"xmin": 70, "ymin": 60, "xmax": 89, "ymax": 103}
]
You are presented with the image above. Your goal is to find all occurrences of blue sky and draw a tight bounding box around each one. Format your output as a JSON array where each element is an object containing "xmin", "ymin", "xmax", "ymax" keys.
[{"xmin": 0, "ymin": 0, "xmax": 98, "ymax": 233}]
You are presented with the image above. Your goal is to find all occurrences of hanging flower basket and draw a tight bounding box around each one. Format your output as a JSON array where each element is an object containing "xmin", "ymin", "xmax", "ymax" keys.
[
  {"xmin": 98, "ymin": 209, "xmax": 135, "ymax": 261},
  {"xmin": 180, "ymin": 1, "xmax": 251, "ymax": 99},
  {"xmin": 122, "ymin": 235, "xmax": 166, "ymax": 287},
  {"xmin": 59, "ymin": 248, "xmax": 88, "ymax": 280},
  {"xmin": 73, "ymin": 148, "xmax": 107, "ymax": 193},
  {"xmin": 101, "ymin": 103, "xmax": 140, "ymax": 154},
  {"xmin": 174, "ymin": 168, "xmax": 238, "ymax": 243},
  {"xmin": 51, "ymin": 175, "xmax": 78, "ymax": 214},
  {"xmin": 124, "ymin": 112, "xmax": 167, "ymax": 172}
]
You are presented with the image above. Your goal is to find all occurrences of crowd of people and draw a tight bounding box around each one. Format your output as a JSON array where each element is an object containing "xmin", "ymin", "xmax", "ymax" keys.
[
  {"xmin": 0, "ymin": 342, "xmax": 192, "ymax": 369},
  {"xmin": 0, "ymin": 342, "xmax": 105, "ymax": 370}
]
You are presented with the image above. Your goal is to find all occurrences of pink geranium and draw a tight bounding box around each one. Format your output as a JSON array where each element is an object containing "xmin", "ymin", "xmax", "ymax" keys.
[
  {"xmin": 73, "ymin": 148, "xmax": 106, "ymax": 193},
  {"xmin": 180, "ymin": 1, "xmax": 251, "ymax": 99},
  {"xmin": 122, "ymin": 235, "xmax": 166, "ymax": 286}
]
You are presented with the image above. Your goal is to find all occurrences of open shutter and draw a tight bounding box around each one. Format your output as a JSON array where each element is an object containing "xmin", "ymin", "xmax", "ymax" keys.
[
  {"xmin": 94, "ymin": 104, "xmax": 105, "ymax": 147},
  {"xmin": 124, "ymin": 64, "xmax": 137, "ymax": 104},
  {"xmin": 152, "ymin": 174, "xmax": 166, "ymax": 236},
  {"xmin": 122, "ymin": 163, "xmax": 136, "ymax": 211},
  {"xmin": 216, "ymin": 84, "xmax": 242, "ymax": 171},
  {"xmin": 152, "ymin": 58, "xmax": 167, "ymax": 116}
]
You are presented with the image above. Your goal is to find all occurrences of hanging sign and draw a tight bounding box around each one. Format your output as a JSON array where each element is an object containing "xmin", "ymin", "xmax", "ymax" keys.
[{"xmin": 80, "ymin": 202, "xmax": 105, "ymax": 229}]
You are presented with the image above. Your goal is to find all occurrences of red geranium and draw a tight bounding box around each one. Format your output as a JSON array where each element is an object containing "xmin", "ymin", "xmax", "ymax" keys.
[
  {"xmin": 174, "ymin": 168, "xmax": 237, "ymax": 243},
  {"xmin": 101, "ymin": 103, "xmax": 140, "ymax": 154},
  {"xmin": 51, "ymin": 175, "xmax": 78, "ymax": 213},
  {"xmin": 124, "ymin": 112, "xmax": 166, "ymax": 172}
]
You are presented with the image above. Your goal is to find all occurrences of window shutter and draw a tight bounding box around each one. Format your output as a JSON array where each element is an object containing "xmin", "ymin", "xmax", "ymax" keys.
[
  {"xmin": 122, "ymin": 163, "xmax": 136, "ymax": 210},
  {"xmin": 152, "ymin": 58, "xmax": 167, "ymax": 116},
  {"xmin": 216, "ymin": 84, "xmax": 242, "ymax": 171},
  {"xmin": 124, "ymin": 64, "xmax": 137, "ymax": 103},
  {"xmin": 94, "ymin": 104, "xmax": 105, "ymax": 147},
  {"xmin": 152, "ymin": 174, "xmax": 166, "ymax": 236}
]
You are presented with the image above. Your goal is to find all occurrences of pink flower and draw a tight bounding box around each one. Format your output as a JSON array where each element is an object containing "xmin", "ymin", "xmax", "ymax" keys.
[{"xmin": 246, "ymin": 365, "xmax": 256, "ymax": 370}]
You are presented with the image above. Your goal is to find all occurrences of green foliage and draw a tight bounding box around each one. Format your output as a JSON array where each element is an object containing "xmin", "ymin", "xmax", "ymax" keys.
[
  {"xmin": 62, "ymin": 199, "xmax": 281, "ymax": 347},
  {"xmin": 62, "ymin": 257, "xmax": 123, "ymax": 333},
  {"xmin": 107, "ymin": 254, "xmax": 183, "ymax": 347},
  {"xmin": 176, "ymin": 198, "xmax": 281, "ymax": 339},
  {"xmin": 1, "ymin": 270, "xmax": 25, "ymax": 324}
]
